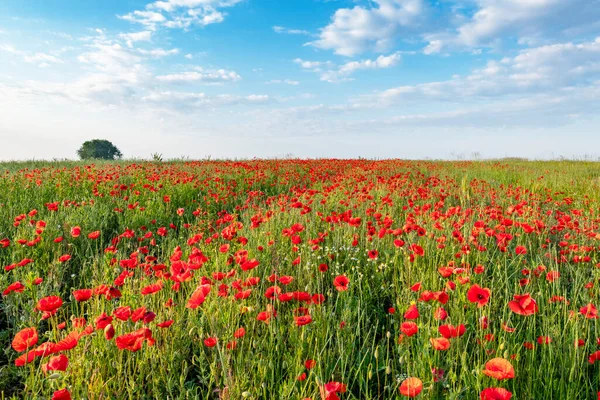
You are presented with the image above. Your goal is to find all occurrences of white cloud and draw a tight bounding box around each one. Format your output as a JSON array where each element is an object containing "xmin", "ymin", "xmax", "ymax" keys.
[
  {"xmin": 184, "ymin": 53, "xmax": 193, "ymax": 59},
  {"xmin": 141, "ymin": 90, "xmax": 270, "ymax": 109},
  {"xmin": 338, "ymin": 52, "xmax": 400, "ymax": 74},
  {"xmin": 118, "ymin": 11, "xmax": 166, "ymax": 28},
  {"xmin": 308, "ymin": 0, "xmax": 424, "ymax": 56},
  {"xmin": 295, "ymin": 53, "xmax": 400, "ymax": 83},
  {"xmin": 265, "ymin": 79, "xmax": 300, "ymax": 85},
  {"xmin": 1, "ymin": 44, "xmax": 63, "ymax": 67},
  {"xmin": 138, "ymin": 48, "xmax": 179, "ymax": 57},
  {"xmin": 425, "ymin": 0, "xmax": 600, "ymax": 53},
  {"xmin": 273, "ymin": 26, "xmax": 311, "ymax": 35},
  {"xmin": 375, "ymin": 38, "xmax": 600, "ymax": 102},
  {"xmin": 119, "ymin": 31, "xmax": 153, "ymax": 47},
  {"xmin": 119, "ymin": 0, "xmax": 242, "ymax": 29},
  {"xmin": 156, "ymin": 68, "xmax": 241, "ymax": 84},
  {"xmin": 293, "ymin": 58, "xmax": 335, "ymax": 71},
  {"xmin": 23, "ymin": 52, "xmax": 63, "ymax": 65}
]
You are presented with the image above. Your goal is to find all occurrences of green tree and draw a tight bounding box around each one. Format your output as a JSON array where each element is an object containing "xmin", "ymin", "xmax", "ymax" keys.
[{"xmin": 77, "ymin": 139, "xmax": 123, "ymax": 160}]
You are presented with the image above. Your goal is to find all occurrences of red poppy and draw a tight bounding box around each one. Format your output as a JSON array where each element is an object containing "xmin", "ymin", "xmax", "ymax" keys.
[
  {"xmin": 482, "ymin": 358, "xmax": 515, "ymax": 380},
  {"xmin": 42, "ymin": 354, "xmax": 69, "ymax": 374},
  {"xmin": 439, "ymin": 324, "xmax": 466, "ymax": 339},
  {"xmin": 3, "ymin": 281, "xmax": 26, "ymax": 296},
  {"xmin": 480, "ymin": 388, "xmax": 512, "ymax": 400},
  {"xmin": 467, "ymin": 284, "xmax": 491, "ymax": 307},
  {"xmin": 72, "ymin": 289, "xmax": 92, "ymax": 302},
  {"xmin": 404, "ymin": 304, "xmax": 419, "ymax": 320},
  {"xmin": 70, "ymin": 226, "xmax": 81, "ymax": 238},
  {"xmin": 401, "ymin": 322, "xmax": 419, "ymax": 337},
  {"xmin": 333, "ymin": 275, "xmax": 349, "ymax": 292},
  {"xmin": 580, "ymin": 303, "xmax": 598, "ymax": 319},
  {"xmin": 508, "ymin": 294, "xmax": 538, "ymax": 316},
  {"xmin": 234, "ymin": 327, "xmax": 246, "ymax": 338},
  {"xmin": 399, "ymin": 377, "xmax": 423, "ymax": 397},
  {"xmin": 12, "ymin": 327, "xmax": 38, "ymax": 352},
  {"xmin": 187, "ymin": 284, "xmax": 211, "ymax": 309},
  {"xmin": 204, "ymin": 337, "xmax": 218, "ymax": 347},
  {"xmin": 430, "ymin": 337, "xmax": 451, "ymax": 350},
  {"xmin": 52, "ymin": 388, "xmax": 71, "ymax": 400},
  {"xmin": 294, "ymin": 315, "xmax": 313, "ymax": 326},
  {"xmin": 319, "ymin": 381, "xmax": 346, "ymax": 400},
  {"xmin": 515, "ymin": 246, "xmax": 527, "ymax": 255}
]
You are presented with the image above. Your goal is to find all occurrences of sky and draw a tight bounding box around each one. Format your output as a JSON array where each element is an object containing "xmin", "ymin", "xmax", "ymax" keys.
[{"xmin": 0, "ymin": 0, "xmax": 599, "ymax": 160}]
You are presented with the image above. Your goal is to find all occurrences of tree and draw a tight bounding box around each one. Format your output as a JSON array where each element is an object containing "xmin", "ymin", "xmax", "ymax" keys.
[{"xmin": 77, "ymin": 139, "xmax": 122, "ymax": 160}]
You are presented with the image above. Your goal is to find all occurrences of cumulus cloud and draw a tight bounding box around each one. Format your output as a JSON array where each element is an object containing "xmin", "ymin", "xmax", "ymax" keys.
[
  {"xmin": 424, "ymin": 0, "xmax": 600, "ymax": 53},
  {"xmin": 118, "ymin": 0, "xmax": 242, "ymax": 29},
  {"xmin": 273, "ymin": 26, "xmax": 311, "ymax": 36},
  {"xmin": 156, "ymin": 68, "xmax": 241, "ymax": 84},
  {"xmin": 295, "ymin": 53, "xmax": 400, "ymax": 83},
  {"xmin": 374, "ymin": 38, "xmax": 600, "ymax": 102},
  {"xmin": 307, "ymin": 0, "xmax": 424, "ymax": 56},
  {"xmin": 0, "ymin": 43, "xmax": 63, "ymax": 67},
  {"xmin": 119, "ymin": 31, "xmax": 153, "ymax": 47},
  {"xmin": 138, "ymin": 48, "xmax": 179, "ymax": 57},
  {"xmin": 265, "ymin": 79, "xmax": 300, "ymax": 85}
]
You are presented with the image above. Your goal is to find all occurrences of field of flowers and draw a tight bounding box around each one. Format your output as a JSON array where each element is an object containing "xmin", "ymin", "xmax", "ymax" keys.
[{"xmin": 1, "ymin": 159, "xmax": 600, "ymax": 399}]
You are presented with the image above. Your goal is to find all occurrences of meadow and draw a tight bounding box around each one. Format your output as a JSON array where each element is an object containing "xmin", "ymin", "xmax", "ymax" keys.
[{"xmin": 1, "ymin": 159, "xmax": 600, "ymax": 399}]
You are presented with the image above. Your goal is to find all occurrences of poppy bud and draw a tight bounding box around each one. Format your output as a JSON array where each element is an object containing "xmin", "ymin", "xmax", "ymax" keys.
[{"xmin": 104, "ymin": 324, "xmax": 115, "ymax": 340}]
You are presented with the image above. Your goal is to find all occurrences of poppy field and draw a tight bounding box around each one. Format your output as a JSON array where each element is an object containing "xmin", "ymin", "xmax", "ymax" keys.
[{"xmin": 1, "ymin": 159, "xmax": 600, "ymax": 399}]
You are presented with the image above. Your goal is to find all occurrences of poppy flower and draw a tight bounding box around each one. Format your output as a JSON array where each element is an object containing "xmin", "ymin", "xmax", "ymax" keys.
[
  {"xmin": 480, "ymin": 388, "xmax": 512, "ymax": 400},
  {"xmin": 404, "ymin": 304, "xmax": 419, "ymax": 320},
  {"xmin": 42, "ymin": 354, "xmax": 69, "ymax": 374},
  {"xmin": 72, "ymin": 289, "xmax": 92, "ymax": 302},
  {"xmin": 115, "ymin": 328, "xmax": 152, "ymax": 352},
  {"xmin": 52, "ymin": 389, "xmax": 71, "ymax": 400},
  {"xmin": 333, "ymin": 275, "xmax": 349, "ymax": 292},
  {"xmin": 399, "ymin": 377, "xmax": 423, "ymax": 397},
  {"xmin": 439, "ymin": 324, "xmax": 466, "ymax": 339},
  {"xmin": 187, "ymin": 284, "xmax": 211, "ymax": 309},
  {"xmin": 482, "ymin": 358, "xmax": 515, "ymax": 380},
  {"xmin": 515, "ymin": 246, "xmax": 527, "ymax": 255},
  {"xmin": 401, "ymin": 322, "xmax": 419, "ymax": 337},
  {"xmin": 204, "ymin": 337, "xmax": 218, "ymax": 347},
  {"xmin": 294, "ymin": 315, "xmax": 313, "ymax": 326},
  {"xmin": 368, "ymin": 249, "xmax": 378, "ymax": 259},
  {"xmin": 467, "ymin": 285, "xmax": 491, "ymax": 307},
  {"xmin": 430, "ymin": 337, "xmax": 451, "ymax": 350},
  {"xmin": 580, "ymin": 303, "xmax": 598, "ymax": 319},
  {"xmin": 319, "ymin": 381, "xmax": 346, "ymax": 400},
  {"xmin": 234, "ymin": 327, "xmax": 246, "ymax": 338},
  {"xmin": 508, "ymin": 294, "xmax": 538, "ymax": 316},
  {"xmin": 433, "ymin": 307, "xmax": 448, "ymax": 321},
  {"xmin": 589, "ymin": 350, "xmax": 600, "ymax": 364},
  {"xmin": 12, "ymin": 327, "xmax": 38, "ymax": 352},
  {"xmin": 70, "ymin": 226, "xmax": 81, "ymax": 238},
  {"xmin": 305, "ymin": 359, "xmax": 316, "ymax": 369},
  {"xmin": 3, "ymin": 281, "xmax": 26, "ymax": 296}
]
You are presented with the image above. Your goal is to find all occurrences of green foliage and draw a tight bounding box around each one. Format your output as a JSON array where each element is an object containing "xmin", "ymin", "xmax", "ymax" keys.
[{"xmin": 76, "ymin": 139, "xmax": 122, "ymax": 160}]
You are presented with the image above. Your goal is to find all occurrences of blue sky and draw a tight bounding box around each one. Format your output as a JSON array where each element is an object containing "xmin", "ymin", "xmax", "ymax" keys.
[{"xmin": 1, "ymin": 0, "xmax": 599, "ymax": 160}]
